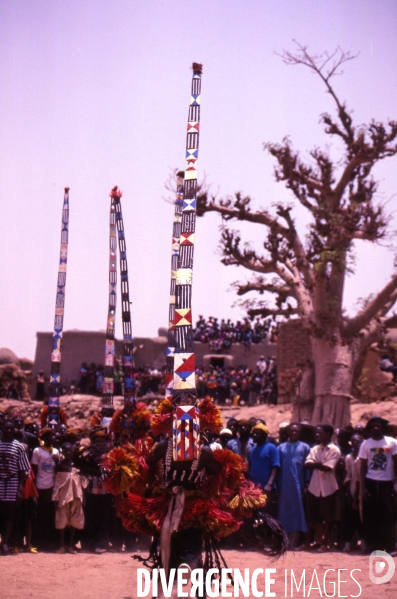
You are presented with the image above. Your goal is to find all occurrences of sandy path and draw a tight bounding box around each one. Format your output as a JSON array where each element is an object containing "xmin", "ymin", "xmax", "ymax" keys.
[{"xmin": 0, "ymin": 548, "xmax": 393, "ymax": 599}]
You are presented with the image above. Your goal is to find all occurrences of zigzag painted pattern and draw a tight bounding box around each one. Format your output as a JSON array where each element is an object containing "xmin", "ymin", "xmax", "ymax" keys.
[
  {"xmin": 172, "ymin": 63, "xmax": 202, "ymax": 398},
  {"xmin": 48, "ymin": 188, "xmax": 69, "ymax": 413}
]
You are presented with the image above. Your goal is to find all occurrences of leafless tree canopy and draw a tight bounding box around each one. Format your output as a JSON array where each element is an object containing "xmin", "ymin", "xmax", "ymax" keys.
[{"xmin": 197, "ymin": 43, "xmax": 397, "ymax": 347}]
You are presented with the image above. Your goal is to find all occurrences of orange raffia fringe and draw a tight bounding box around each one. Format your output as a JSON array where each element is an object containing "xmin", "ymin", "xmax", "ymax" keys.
[
  {"xmin": 118, "ymin": 490, "xmax": 242, "ymax": 539},
  {"xmin": 110, "ymin": 402, "xmax": 152, "ymax": 438},
  {"xmin": 40, "ymin": 406, "xmax": 67, "ymax": 428},
  {"xmin": 226, "ymin": 479, "xmax": 267, "ymax": 518},
  {"xmin": 101, "ymin": 437, "xmax": 154, "ymax": 495},
  {"xmin": 90, "ymin": 412, "xmax": 102, "ymax": 427},
  {"xmin": 197, "ymin": 396, "xmax": 222, "ymax": 433},
  {"xmin": 181, "ymin": 498, "xmax": 241, "ymax": 538},
  {"xmin": 101, "ymin": 445, "xmax": 139, "ymax": 494},
  {"xmin": 151, "ymin": 397, "xmax": 173, "ymax": 437},
  {"xmin": 151, "ymin": 395, "xmax": 222, "ymax": 437},
  {"xmin": 118, "ymin": 493, "xmax": 157, "ymax": 536}
]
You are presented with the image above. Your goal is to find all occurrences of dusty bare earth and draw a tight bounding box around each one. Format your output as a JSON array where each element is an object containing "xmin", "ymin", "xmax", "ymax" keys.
[{"xmin": 0, "ymin": 548, "xmax": 394, "ymax": 599}]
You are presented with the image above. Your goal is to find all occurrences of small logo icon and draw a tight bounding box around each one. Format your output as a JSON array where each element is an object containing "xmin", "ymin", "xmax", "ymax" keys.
[{"xmin": 369, "ymin": 550, "xmax": 395, "ymax": 584}]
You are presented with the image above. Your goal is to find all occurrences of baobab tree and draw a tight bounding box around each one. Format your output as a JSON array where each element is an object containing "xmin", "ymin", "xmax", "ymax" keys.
[{"xmin": 197, "ymin": 44, "xmax": 397, "ymax": 427}]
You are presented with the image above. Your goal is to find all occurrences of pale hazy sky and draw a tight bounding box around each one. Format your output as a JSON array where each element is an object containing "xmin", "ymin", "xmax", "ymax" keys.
[{"xmin": 1, "ymin": 0, "xmax": 397, "ymax": 360}]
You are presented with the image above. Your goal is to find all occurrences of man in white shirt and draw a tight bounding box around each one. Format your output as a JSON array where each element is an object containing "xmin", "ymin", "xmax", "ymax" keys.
[
  {"xmin": 305, "ymin": 424, "xmax": 341, "ymax": 551},
  {"xmin": 358, "ymin": 416, "xmax": 397, "ymax": 554},
  {"xmin": 31, "ymin": 427, "xmax": 59, "ymax": 551}
]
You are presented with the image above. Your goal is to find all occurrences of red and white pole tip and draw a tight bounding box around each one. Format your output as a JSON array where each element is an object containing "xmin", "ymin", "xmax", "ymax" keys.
[
  {"xmin": 192, "ymin": 62, "xmax": 203, "ymax": 74},
  {"xmin": 110, "ymin": 185, "xmax": 122, "ymax": 199}
]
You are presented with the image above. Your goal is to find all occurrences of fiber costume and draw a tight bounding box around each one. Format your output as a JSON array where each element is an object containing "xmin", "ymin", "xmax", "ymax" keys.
[{"xmin": 41, "ymin": 188, "xmax": 69, "ymax": 428}]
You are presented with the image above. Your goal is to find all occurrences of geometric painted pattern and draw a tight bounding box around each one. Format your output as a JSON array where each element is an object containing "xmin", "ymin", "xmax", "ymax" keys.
[
  {"xmin": 165, "ymin": 171, "xmax": 184, "ymax": 399},
  {"xmin": 102, "ymin": 195, "xmax": 117, "ymax": 409},
  {"xmin": 172, "ymin": 405, "xmax": 199, "ymax": 461},
  {"xmin": 111, "ymin": 186, "xmax": 135, "ymax": 409},
  {"xmin": 172, "ymin": 63, "xmax": 203, "ymax": 404},
  {"xmin": 47, "ymin": 188, "xmax": 70, "ymax": 420}
]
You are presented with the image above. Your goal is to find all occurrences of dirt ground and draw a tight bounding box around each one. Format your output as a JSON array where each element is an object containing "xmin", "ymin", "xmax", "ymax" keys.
[{"xmin": 0, "ymin": 548, "xmax": 394, "ymax": 599}]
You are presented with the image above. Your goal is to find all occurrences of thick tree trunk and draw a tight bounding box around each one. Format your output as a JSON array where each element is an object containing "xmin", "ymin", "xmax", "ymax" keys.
[{"xmin": 310, "ymin": 337, "xmax": 355, "ymax": 429}]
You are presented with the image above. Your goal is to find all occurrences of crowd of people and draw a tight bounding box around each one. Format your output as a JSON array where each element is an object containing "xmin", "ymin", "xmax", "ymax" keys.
[
  {"xmin": 193, "ymin": 315, "xmax": 279, "ymax": 350},
  {"xmin": 35, "ymin": 357, "xmax": 278, "ymax": 406},
  {"xmin": 195, "ymin": 358, "xmax": 278, "ymax": 405},
  {"xmin": 210, "ymin": 415, "xmax": 397, "ymax": 554},
  {"xmin": 0, "ymin": 402, "xmax": 396, "ymax": 556}
]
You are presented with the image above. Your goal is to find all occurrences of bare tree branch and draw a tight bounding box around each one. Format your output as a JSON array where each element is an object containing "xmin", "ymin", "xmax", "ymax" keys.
[{"xmin": 346, "ymin": 274, "xmax": 397, "ymax": 336}]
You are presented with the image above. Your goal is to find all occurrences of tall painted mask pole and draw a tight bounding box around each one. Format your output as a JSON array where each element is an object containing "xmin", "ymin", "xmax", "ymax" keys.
[
  {"xmin": 101, "ymin": 192, "xmax": 118, "ymax": 430},
  {"xmin": 165, "ymin": 171, "xmax": 184, "ymax": 402},
  {"xmin": 171, "ymin": 63, "xmax": 202, "ymax": 462},
  {"xmin": 46, "ymin": 188, "xmax": 70, "ymax": 428},
  {"xmin": 111, "ymin": 187, "xmax": 135, "ymax": 410}
]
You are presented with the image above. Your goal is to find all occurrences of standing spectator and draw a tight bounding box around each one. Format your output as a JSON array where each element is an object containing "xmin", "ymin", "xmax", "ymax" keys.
[
  {"xmin": 13, "ymin": 414, "xmax": 37, "ymax": 457},
  {"xmin": 305, "ymin": 424, "xmax": 341, "ymax": 552},
  {"xmin": 96, "ymin": 366, "xmax": 105, "ymax": 396},
  {"xmin": 358, "ymin": 416, "xmax": 397, "ymax": 555},
  {"xmin": 0, "ymin": 419, "xmax": 30, "ymax": 555},
  {"xmin": 77, "ymin": 429, "xmax": 113, "ymax": 554},
  {"xmin": 31, "ymin": 428, "xmax": 60, "ymax": 550},
  {"xmin": 52, "ymin": 442, "xmax": 88, "ymax": 554},
  {"xmin": 113, "ymin": 364, "xmax": 122, "ymax": 396},
  {"xmin": 35, "ymin": 370, "xmax": 46, "ymax": 401},
  {"xmin": 247, "ymin": 423, "xmax": 280, "ymax": 517},
  {"xmin": 57, "ymin": 423, "xmax": 68, "ymax": 446},
  {"xmin": 226, "ymin": 419, "xmax": 253, "ymax": 462},
  {"xmin": 24, "ymin": 421, "xmax": 40, "ymax": 459},
  {"xmin": 226, "ymin": 418, "xmax": 238, "ymax": 440},
  {"xmin": 206, "ymin": 368, "xmax": 218, "ymax": 402},
  {"xmin": 0, "ymin": 409, "xmax": 6, "ymax": 438},
  {"xmin": 78, "ymin": 363, "xmax": 88, "ymax": 394},
  {"xmin": 216, "ymin": 371, "xmax": 229, "ymax": 405},
  {"xmin": 218, "ymin": 428, "xmax": 233, "ymax": 449},
  {"xmin": 68, "ymin": 379, "xmax": 77, "ymax": 395},
  {"xmin": 343, "ymin": 433, "xmax": 363, "ymax": 552},
  {"xmin": 87, "ymin": 363, "xmax": 97, "ymax": 395},
  {"xmin": 336, "ymin": 428, "xmax": 352, "ymax": 456},
  {"xmin": 256, "ymin": 356, "xmax": 267, "ymax": 375},
  {"xmin": 278, "ymin": 422, "xmax": 290, "ymax": 445},
  {"xmin": 278, "ymin": 423, "xmax": 310, "ymax": 549}
]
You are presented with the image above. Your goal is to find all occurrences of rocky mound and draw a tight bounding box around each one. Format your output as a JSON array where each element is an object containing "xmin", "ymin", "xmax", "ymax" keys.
[{"xmin": 1, "ymin": 394, "xmax": 397, "ymax": 435}]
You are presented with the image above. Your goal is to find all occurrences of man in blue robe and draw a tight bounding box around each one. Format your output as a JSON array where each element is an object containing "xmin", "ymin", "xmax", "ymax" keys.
[{"xmin": 278, "ymin": 423, "xmax": 310, "ymax": 548}]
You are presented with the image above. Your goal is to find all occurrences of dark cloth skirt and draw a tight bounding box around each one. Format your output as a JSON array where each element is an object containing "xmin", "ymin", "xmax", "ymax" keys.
[{"xmin": 306, "ymin": 491, "xmax": 339, "ymax": 525}]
